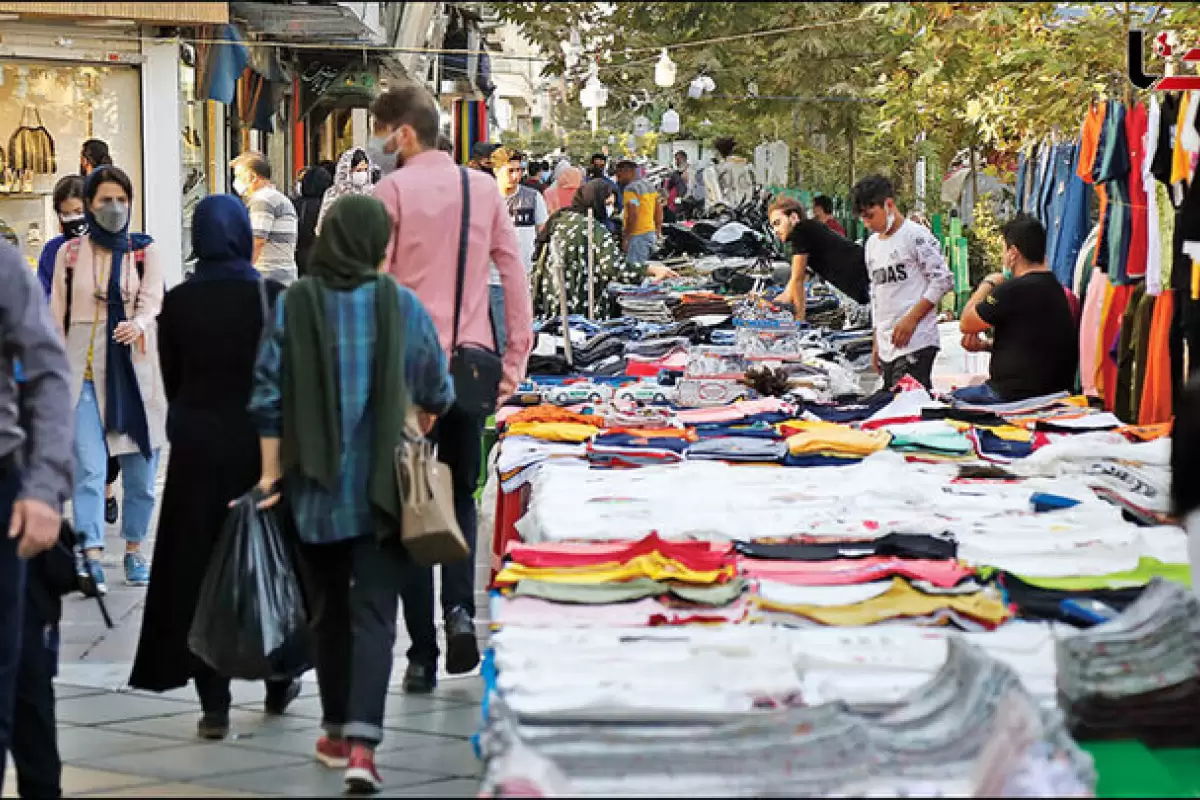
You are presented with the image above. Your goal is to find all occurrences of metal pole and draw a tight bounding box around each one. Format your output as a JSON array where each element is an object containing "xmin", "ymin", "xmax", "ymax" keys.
[
  {"xmin": 551, "ymin": 244, "xmax": 574, "ymax": 366},
  {"xmin": 587, "ymin": 208, "xmax": 596, "ymax": 319}
]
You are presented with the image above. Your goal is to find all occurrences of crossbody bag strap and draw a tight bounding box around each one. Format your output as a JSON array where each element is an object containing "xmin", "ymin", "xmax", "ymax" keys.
[{"xmin": 451, "ymin": 166, "xmax": 470, "ymax": 351}]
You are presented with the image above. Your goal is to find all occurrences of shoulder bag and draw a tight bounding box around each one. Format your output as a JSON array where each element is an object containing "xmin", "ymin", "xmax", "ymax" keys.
[
  {"xmin": 448, "ymin": 167, "xmax": 504, "ymax": 417},
  {"xmin": 395, "ymin": 411, "xmax": 468, "ymax": 566}
]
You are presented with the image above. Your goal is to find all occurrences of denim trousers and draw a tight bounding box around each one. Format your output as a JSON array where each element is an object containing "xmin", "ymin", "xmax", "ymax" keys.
[
  {"xmin": 304, "ymin": 536, "xmax": 420, "ymax": 746},
  {"xmin": 73, "ymin": 381, "xmax": 160, "ymax": 552},
  {"xmin": 626, "ymin": 232, "xmax": 657, "ymax": 266},
  {"xmin": 0, "ymin": 459, "xmax": 26, "ymax": 797},
  {"xmin": 489, "ymin": 283, "xmax": 507, "ymax": 357},
  {"xmin": 951, "ymin": 382, "xmax": 1003, "ymax": 405}
]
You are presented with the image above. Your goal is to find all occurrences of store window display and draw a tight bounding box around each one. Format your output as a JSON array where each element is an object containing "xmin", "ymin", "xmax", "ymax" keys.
[{"xmin": 0, "ymin": 61, "xmax": 144, "ymax": 272}]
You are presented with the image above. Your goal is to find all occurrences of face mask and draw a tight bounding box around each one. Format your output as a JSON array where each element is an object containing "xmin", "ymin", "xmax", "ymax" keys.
[
  {"xmin": 60, "ymin": 213, "xmax": 88, "ymax": 239},
  {"xmin": 351, "ymin": 171, "xmax": 370, "ymax": 188},
  {"xmin": 540, "ymin": 170, "xmax": 551, "ymax": 183},
  {"xmin": 233, "ymin": 177, "xmax": 248, "ymax": 198},
  {"xmin": 93, "ymin": 200, "xmax": 129, "ymax": 234},
  {"xmin": 885, "ymin": 209, "xmax": 896, "ymax": 233},
  {"xmin": 367, "ymin": 133, "xmax": 398, "ymax": 176},
  {"xmin": 604, "ymin": 202, "xmax": 616, "ymax": 217},
  {"xmin": 294, "ymin": 181, "xmax": 302, "ymax": 195}
]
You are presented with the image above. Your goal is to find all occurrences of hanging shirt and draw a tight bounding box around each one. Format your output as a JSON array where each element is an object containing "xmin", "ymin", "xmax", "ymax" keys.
[
  {"xmin": 1144, "ymin": 96, "xmax": 1164, "ymax": 297},
  {"xmin": 864, "ymin": 219, "xmax": 955, "ymax": 364},
  {"xmin": 1095, "ymin": 101, "xmax": 1131, "ymax": 282},
  {"xmin": 1124, "ymin": 101, "xmax": 1149, "ymax": 280}
]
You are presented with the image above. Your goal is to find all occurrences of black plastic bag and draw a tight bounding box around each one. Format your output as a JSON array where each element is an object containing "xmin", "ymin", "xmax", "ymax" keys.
[{"xmin": 188, "ymin": 493, "xmax": 312, "ymax": 681}]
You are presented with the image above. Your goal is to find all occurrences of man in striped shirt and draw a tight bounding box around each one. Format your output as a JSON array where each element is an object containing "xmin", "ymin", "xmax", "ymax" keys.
[{"xmin": 232, "ymin": 152, "xmax": 299, "ymax": 285}]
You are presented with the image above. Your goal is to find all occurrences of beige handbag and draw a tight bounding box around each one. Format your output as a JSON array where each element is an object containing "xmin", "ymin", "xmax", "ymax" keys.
[{"xmin": 395, "ymin": 413, "xmax": 469, "ymax": 566}]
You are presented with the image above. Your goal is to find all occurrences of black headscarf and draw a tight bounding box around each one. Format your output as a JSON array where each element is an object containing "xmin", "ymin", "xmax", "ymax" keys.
[
  {"xmin": 570, "ymin": 179, "xmax": 616, "ymax": 224},
  {"xmin": 188, "ymin": 194, "xmax": 259, "ymax": 283}
]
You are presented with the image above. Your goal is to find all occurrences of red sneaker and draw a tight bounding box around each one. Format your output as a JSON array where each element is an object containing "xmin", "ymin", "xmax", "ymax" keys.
[
  {"xmin": 314, "ymin": 735, "xmax": 351, "ymax": 769},
  {"xmin": 345, "ymin": 745, "xmax": 382, "ymax": 794}
]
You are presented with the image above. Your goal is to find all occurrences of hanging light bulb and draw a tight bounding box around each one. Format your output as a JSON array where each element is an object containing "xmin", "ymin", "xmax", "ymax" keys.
[{"xmin": 654, "ymin": 48, "xmax": 676, "ymax": 88}]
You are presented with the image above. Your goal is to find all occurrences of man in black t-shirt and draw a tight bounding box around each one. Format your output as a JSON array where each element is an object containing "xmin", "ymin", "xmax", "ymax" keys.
[
  {"xmin": 768, "ymin": 196, "xmax": 871, "ymax": 319},
  {"xmin": 958, "ymin": 214, "xmax": 1078, "ymax": 403}
]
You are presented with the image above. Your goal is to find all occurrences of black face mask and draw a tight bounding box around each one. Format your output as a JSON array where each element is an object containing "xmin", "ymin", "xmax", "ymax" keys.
[{"xmin": 60, "ymin": 214, "xmax": 88, "ymax": 239}]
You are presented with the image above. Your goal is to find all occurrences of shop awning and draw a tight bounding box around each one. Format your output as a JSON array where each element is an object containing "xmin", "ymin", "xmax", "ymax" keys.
[
  {"xmin": 229, "ymin": 2, "xmax": 378, "ymax": 43},
  {"xmin": 0, "ymin": 2, "xmax": 227, "ymax": 24}
]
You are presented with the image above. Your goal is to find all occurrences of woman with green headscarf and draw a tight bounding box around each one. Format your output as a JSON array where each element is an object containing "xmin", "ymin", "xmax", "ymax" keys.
[{"xmin": 248, "ymin": 194, "xmax": 454, "ymax": 793}]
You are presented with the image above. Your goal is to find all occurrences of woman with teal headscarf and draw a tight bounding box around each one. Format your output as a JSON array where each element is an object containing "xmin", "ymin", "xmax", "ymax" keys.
[{"xmin": 248, "ymin": 194, "xmax": 454, "ymax": 794}]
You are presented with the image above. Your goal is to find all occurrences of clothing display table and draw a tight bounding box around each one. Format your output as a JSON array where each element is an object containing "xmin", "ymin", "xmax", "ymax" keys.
[{"xmin": 470, "ymin": 377, "xmax": 1193, "ymax": 797}]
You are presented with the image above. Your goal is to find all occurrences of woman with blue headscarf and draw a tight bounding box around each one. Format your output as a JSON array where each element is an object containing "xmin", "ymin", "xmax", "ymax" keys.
[
  {"xmin": 50, "ymin": 165, "xmax": 165, "ymax": 594},
  {"xmin": 128, "ymin": 194, "xmax": 299, "ymax": 739}
]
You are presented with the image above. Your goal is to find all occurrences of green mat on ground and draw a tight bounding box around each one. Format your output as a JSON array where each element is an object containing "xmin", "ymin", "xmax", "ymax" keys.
[{"xmin": 1086, "ymin": 741, "xmax": 1200, "ymax": 798}]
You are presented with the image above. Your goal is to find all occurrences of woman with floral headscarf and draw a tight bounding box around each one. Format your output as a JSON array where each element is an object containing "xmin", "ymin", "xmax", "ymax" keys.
[
  {"xmin": 316, "ymin": 147, "xmax": 376, "ymax": 233},
  {"xmin": 530, "ymin": 179, "xmax": 675, "ymax": 319}
]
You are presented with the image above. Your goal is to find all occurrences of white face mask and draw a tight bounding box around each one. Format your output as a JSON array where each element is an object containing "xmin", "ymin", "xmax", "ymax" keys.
[
  {"xmin": 233, "ymin": 176, "xmax": 249, "ymax": 198},
  {"xmin": 885, "ymin": 208, "xmax": 897, "ymax": 233},
  {"xmin": 351, "ymin": 171, "xmax": 370, "ymax": 188}
]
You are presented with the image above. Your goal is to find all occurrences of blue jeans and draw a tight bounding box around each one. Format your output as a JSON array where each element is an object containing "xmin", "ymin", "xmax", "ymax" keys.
[
  {"xmin": 626, "ymin": 232, "xmax": 657, "ymax": 266},
  {"xmin": 73, "ymin": 381, "xmax": 160, "ymax": 552},
  {"xmin": 0, "ymin": 459, "xmax": 25, "ymax": 796},
  {"xmin": 952, "ymin": 382, "xmax": 1003, "ymax": 405},
  {"xmin": 488, "ymin": 283, "xmax": 507, "ymax": 357}
]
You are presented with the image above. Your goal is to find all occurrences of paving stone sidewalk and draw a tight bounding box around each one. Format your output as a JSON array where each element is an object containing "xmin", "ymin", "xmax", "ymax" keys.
[{"xmin": 4, "ymin": 455, "xmax": 488, "ymax": 798}]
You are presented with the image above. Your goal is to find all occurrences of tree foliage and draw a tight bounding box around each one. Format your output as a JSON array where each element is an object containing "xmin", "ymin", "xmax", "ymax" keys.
[{"xmin": 492, "ymin": 1, "xmax": 1200, "ymax": 207}]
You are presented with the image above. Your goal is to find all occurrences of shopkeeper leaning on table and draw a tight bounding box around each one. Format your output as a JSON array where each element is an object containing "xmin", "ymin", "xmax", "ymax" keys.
[
  {"xmin": 768, "ymin": 196, "xmax": 871, "ymax": 320},
  {"xmin": 957, "ymin": 214, "xmax": 1078, "ymax": 404}
]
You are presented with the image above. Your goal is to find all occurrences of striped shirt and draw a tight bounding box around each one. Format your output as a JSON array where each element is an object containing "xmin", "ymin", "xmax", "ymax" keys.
[
  {"xmin": 249, "ymin": 280, "xmax": 456, "ymax": 544},
  {"xmin": 248, "ymin": 186, "xmax": 299, "ymax": 283}
]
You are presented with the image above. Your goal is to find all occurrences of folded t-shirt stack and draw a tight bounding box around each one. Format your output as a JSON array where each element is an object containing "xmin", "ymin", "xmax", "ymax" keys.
[
  {"xmin": 587, "ymin": 428, "xmax": 695, "ymax": 469},
  {"xmin": 883, "ymin": 421, "xmax": 975, "ymax": 460},
  {"xmin": 1055, "ymin": 579, "xmax": 1200, "ymax": 747},
  {"xmin": 491, "ymin": 534, "xmax": 749, "ymax": 628},
  {"xmin": 780, "ymin": 420, "xmax": 892, "ymax": 466},
  {"xmin": 673, "ymin": 291, "xmax": 733, "ymax": 321}
]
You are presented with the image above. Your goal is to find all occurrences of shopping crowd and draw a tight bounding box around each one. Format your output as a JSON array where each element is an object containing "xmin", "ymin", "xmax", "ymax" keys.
[{"xmin": 0, "ymin": 80, "xmax": 1178, "ymax": 798}]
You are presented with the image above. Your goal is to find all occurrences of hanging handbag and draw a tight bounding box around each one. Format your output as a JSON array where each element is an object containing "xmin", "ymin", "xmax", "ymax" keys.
[
  {"xmin": 395, "ymin": 413, "xmax": 469, "ymax": 566},
  {"xmin": 448, "ymin": 167, "xmax": 504, "ymax": 417},
  {"xmin": 8, "ymin": 106, "xmax": 57, "ymax": 174}
]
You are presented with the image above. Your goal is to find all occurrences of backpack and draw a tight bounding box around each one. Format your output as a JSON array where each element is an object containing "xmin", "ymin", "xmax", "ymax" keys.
[{"xmin": 62, "ymin": 237, "xmax": 146, "ymax": 331}]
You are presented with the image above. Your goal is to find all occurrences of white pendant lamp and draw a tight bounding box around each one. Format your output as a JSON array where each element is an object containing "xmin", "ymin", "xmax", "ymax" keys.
[
  {"xmin": 654, "ymin": 48, "xmax": 676, "ymax": 88},
  {"xmin": 660, "ymin": 107, "xmax": 680, "ymax": 135}
]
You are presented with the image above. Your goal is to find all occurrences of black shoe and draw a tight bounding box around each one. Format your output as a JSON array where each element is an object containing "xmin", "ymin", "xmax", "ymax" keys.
[
  {"xmin": 402, "ymin": 663, "xmax": 436, "ymax": 695},
  {"xmin": 444, "ymin": 607, "xmax": 480, "ymax": 676},
  {"xmin": 105, "ymin": 496, "xmax": 119, "ymax": 524},
  {"xmin": 197, "ymin": 713, "xmax": 230, "ymax": 740},
  {"xmin": 264, "ymin": 679, "xmax": 302, "ymax": 715}
]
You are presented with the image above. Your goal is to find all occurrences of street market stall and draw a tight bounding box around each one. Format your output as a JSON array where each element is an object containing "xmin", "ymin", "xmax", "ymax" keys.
[{"xmin": 467, "ymin": 282, "xmax": 1198, "ymax": 795}]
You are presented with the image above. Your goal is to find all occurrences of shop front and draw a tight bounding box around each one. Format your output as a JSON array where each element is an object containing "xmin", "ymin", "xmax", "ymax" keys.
[
  {"xmin": 0, "ymin": 4, "xmax": 227, "ymax": 286},
  {"xmin": 0, "ymin": 57, "xmax": 144, "ymax": 271}
]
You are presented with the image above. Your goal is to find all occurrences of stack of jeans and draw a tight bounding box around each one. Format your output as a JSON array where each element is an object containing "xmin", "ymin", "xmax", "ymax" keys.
[{"xmin": 1056, "ymin": 578, "xmax": 1200, "ymax": 746}]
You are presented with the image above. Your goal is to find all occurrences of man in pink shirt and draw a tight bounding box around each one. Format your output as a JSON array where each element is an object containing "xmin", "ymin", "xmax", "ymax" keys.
[{"xmin": 369, "ymin": 84, "xmax": 533, "ymax": 693}]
